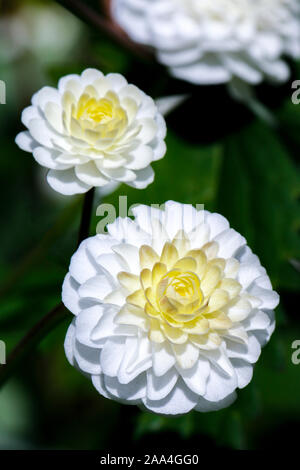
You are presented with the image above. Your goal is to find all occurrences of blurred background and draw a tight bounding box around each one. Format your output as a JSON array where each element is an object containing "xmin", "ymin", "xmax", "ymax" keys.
[{"xmin": 0, "ymin": 0, "xmax": 300, "ymax": 451}]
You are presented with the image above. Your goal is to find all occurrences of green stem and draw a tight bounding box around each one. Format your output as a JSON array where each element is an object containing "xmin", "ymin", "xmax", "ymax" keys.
[
  {"xmin": 77, "ymin": 187, "xmax": 95, "ymax": 246},
  {"xmin": 0, "ymin": 189, "xmax": 95, "ymax": 389}
]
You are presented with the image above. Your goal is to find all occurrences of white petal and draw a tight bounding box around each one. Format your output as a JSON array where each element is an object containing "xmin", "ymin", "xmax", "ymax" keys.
[
  {"xmin": 78, "ymin": 275, "xmax": 113, "ymax": 301},
  {"xmin": 136, "ymin": 118, "xmax": 157, "ymax": 144},
  {"xmin": 33, "ymin": 86, "xmax": 61, "ymax": 110},
  {"xmin": 74, "ymin": 340, "xmax": 101, "ymax": 375},
  {"xmin": 172, "ymin": 342, "xmax": 199, "ymax": 369},
  {"xmin": 33, "ymin": 147, "xmax": 71, "ymax": 170},
  {"xmin": 81, "ymin": 68, "xmax": 104, "ymax": 84},
  {"xmin": 97, "ymin": 252, "xmax": 129, "ymax": 279},
  {"xmin": 112, "ymin": 243, "xmax": 140, "ymax": 274},
  {"xmin": 95, "ymin": 181, "xmax": 120, "ymax": 197},
  {"xmin": 237, "ymin": 262, "xmax": 265, "ymax": 289},
  {"xmin": 104, "ymin": 373, "xmax": 146, "ymax": 401},
  {"xmin": 226, "ymin": 334, "xmax": 261, "ymax": 364},
  {"xmin": 62, "ymin": 273, "xmax": 81, "ymax": 315},
  {"xmin": 47, "ymin": 168, "xmax": 91, "ymax": 195},
  {"xmin": 227, "ymin": 297, "xmax": 252, "ymax": 322},
  {"xmin": 58, "ymin": 74, "xmax": 81, "ymax": 94},
  {"xmin": 100, "ymin": 337, "xmax": 126, "ymax": 376},
  {"xmin": 205, "ymin": 212, "xmax": 230, "ymax": 238},
  {"xmin": 231, "ymin": 358, "xmax": 253, "ymax": 389},
  {"xmin": 90, "ymin": 306, "xmax": 122, "ymax": 342},
  {"xmin": 152, "ymin": 342, "xmax": 176, "ymax": 377},
  {"xmin": 28, "ymin": 118, "xmax": 55, "ymax": 148},
  {"xmin": 92, "ymin": 374, "xmax": 114, "ymax": 400},
  {"xmin": 118, "ymin": 337, "xmax": 151, "ymax": 384},
  {"xmin": 126, "ymin": 335, "xmax": 152, "ymax": 374},
  {"xmin": 130, "ymin": 204, "xmax": 163, "ymax": 236},
  {"xmin": 152, "ymin": 139, "xmax": 167, "ymax": 161},
  {"xmin": 68, "ymin": 243, "xmax": 94, "ymax": 286},
  {"xmin": 15, "ymin": 131, "xmax": 37, "ymax": 152},
  {"xmin": 75, "ymin": 305, "xmax": 104, "ymax": 348},
  {"xmin": 243, "ymin": 309, "xmax": 271, "ymax": 331},
  {"xmin": 125, "ymin": 145, "xmax": 154, "ymax": 170},
  {"xmin": 128, "ymin": 166, "xmax": 154, "ymax": 189},
  {"xmin": 177, "ymin": 355, "xmax": 210, "ymax": 395},
  {"xmin": 142, "ymin": 378, "xmax": 198, "ymax": 415},
  {"xmin": 204, "ymin": 347, "xmax": 235, "ymax": 377},
  {"xmin": 146, "ymin": 368, "xmax": 178, "ymax": 401},
  {"xmin": 101, "ymin": 166, "xmax": 136, "ymax": 183},
  {"xmin": 163, "ymin": 201, "xmax": 183, "ymax": 237},
  {"xmin": 106, "ymin": 73, "xmax": 128, "ymax": 91},
  {"xmin": 86, "ymin": 235, "xmax": 119, "ymax": 262},
  {"xmin": 119, "ymin": 84, "xmax": 144, "ymax": 106},
  {"xmin": 203, "ymin": 364, "xmax": 238, "ymax": 402},
  {"xmin": 75, "ymin": 161, "xmax": 110, "ymax": 186},
  {"xmin": 21, "ymin": 105, "xmax": 41, "ymax": 127},
  {"xmin": 195, "ymin": 392, "xmax": 237, "ymax": 412},
  {"xmin": 171, "ymin": 58, "xmax": 231, "ymax": 85},
  {"xmin": 189, "ymin": 222, "xmax": 210, "ymax": 249},
  {"xmin": 64, "ymin": 320, "xmax": 76, "ymax": 366},
  {"xmin": 214, "ymin": 229, "xmax": 246, "ymax": 258},
  {"xmin": 44, "ymin": 101, "xmax": 64, "ymax": 133},
  {"xmin": 248, "ymin": 284, "xmax": 279, "ymax": 310},
  {"xmin": 56, "ymin": 154, "xmax": 89, "ymax": 165}
]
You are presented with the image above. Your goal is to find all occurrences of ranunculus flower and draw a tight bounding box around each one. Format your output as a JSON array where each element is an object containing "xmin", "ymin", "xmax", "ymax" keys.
[
  {"xmin": 111, "ymin": 0, "xmax": 300, "ymax": 86},
  {"xmin": 62, "ymin": 201, "xmax": 279, "ymax": 415},
  {"xmin": 16, "ymin": 69, "xmax": 166, "ymax": 195}
]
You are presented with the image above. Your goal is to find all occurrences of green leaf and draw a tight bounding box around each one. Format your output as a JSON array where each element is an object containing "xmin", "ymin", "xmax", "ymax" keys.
[{"xmin": 217, "ymin": 120, "xmax": 300, "ymax": 290}]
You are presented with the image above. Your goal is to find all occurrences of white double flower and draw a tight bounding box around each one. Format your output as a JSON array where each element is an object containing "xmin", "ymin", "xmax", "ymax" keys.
[
  {"xmin": 16, "ymin": 69, "xmax": 166, "ymax": 195},
  {"xmin": 63, "ymin": 202, "xmax": 279, "ymax": 415},
  {"xmin": 112, "ymin": 0, "xmax": 300, "ymax": 87}
]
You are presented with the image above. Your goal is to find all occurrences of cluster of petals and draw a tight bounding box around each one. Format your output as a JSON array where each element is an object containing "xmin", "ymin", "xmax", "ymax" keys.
[
  {"xmin": 16, "ymin": 68, "xmax": 166, "ymax": 195},
  {"xmin": 63, "ymin": 202, "xmax": 279, "ymax": 415},
  {"xmin": 111, "ymin": 0, "xmax": 300, "ymax": 86}
]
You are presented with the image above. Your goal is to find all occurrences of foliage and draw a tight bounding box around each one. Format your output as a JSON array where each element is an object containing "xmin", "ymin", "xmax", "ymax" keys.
[{"xmin": 0, "ymin": 0, "xmax": 299, "ymax": 450}]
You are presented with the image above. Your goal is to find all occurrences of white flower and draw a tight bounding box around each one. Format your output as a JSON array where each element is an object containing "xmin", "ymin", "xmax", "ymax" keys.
[
  {"xmin": 16, "ymin": 69, "xmax": 166, "ymax": 195},
  {"xmin": 111, "ymin": 0, "xmax": 300, "ymax": 86},
  {"xmin": 62, "ymin": 201, "xmax": 279, "ymax": 415}
]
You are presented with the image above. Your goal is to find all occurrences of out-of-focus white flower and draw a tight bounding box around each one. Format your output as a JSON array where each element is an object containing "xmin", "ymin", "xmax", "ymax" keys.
[
  {"xmin": 16, "ymin": 69, "xmax": 166, "ymax": 195},
  {"xmin": 111, "ymin": 0, "xmax": 300, "ymax": 86},
  {"xmin": 62, "ymin": 201, "xmax": 279, "ymax": 415}
]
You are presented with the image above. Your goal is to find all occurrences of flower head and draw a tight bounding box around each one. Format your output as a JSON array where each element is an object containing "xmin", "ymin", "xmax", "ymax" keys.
[
  {"xmin": 16, "ymin": 69, "xmax": 166, "ymax": 195},
  {"xmin": 62, "ymin": 201, "xmax": 279, "ymax": 415},
  {"xmin": 111, "ymin": 0, "xmax": 300, "ymax": 86}
]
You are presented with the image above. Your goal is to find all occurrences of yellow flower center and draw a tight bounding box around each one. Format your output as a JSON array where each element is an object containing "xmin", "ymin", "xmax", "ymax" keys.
[
  {"xmin": 76, "ymin": 97, "xmax": 114, "ymax": 124},
  {"xmin": 61, "ymin": 86, "xmax": 129, "ymax": 146},
  {"xmin": 114, "ymin": 229, "xmax": 246, "ymax": 360},
  {"xmin": 157, "ymin": 270, "xmax": 204, "ymax": 318}
]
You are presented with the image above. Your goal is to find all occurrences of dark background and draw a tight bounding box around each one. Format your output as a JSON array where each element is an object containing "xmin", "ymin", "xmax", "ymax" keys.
[{"xmin": 0, "ymin": 0, "xmax": 300, "ymax": 450}]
